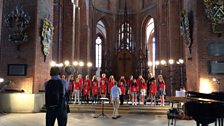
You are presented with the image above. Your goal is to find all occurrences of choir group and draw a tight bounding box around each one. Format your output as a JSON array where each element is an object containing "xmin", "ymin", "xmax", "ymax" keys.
[{"xmin": 63, "ymin": 73, "xmax": 166, "ymax": 106}]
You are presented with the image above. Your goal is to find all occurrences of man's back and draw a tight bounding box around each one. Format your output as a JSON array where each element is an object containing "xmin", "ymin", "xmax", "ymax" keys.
[
  {"xmin": 111, "ymin": 85, "xmax": 121, "ymax": 100},
  {"xmin": 45, "ymin": 80, "xmax": 64, "ymax": 108}
]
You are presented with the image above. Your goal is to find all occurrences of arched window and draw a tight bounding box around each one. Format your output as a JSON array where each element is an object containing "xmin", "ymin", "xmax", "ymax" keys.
[
  {"xmin": 118, "ymin": 22, "xmax": 133, "ymax": 50},
  {"xmin": 146, "ymin": 18, "xmax": 156, "ymax": 75},
  {"xmin": 95, "ymin": 36, "xmax": 102, "ymax": 68},
  {"xmin": 95, "ymin": 20, "xmax": 106, "ymax": 74}
]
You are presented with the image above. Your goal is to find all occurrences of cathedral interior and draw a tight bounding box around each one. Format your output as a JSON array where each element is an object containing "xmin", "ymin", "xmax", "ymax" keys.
[{"xmin": 0, "ymin": 0, "xmax": 224, "ymax": 114}]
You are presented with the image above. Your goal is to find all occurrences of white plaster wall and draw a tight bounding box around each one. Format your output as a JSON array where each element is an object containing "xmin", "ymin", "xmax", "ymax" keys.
[{"xmin": 0, "ymin": 93, "xmax": 45, "ymax": 113}]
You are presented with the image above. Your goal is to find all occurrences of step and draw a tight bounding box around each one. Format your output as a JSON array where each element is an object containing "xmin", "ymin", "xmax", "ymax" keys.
[
  {"xmin": 69, "ymin": 104, "xmax": 95, "ymax": 113},
  {"xmin": 40, "ymin": 104, "xmax": 170, "ymax": 114}
]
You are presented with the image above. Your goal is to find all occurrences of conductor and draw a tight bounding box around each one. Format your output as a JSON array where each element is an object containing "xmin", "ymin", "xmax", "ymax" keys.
[{"xmin": 111, "ymin": 82, "xmax": 121, "ymax": 119}]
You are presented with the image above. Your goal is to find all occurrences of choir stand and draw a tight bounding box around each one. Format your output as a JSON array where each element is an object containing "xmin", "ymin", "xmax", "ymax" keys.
[{"xmin": 94, "ymin": 97, "xmax": 109, "ymax": 118}]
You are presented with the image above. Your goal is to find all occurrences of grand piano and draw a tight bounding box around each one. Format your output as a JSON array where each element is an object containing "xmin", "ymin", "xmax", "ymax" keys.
[{"xmin": 185, "ymin": 91, "xmax": 224, "ymax": 126}]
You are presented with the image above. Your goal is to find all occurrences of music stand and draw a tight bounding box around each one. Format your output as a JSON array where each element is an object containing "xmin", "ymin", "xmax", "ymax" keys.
[{"xmin": 94, "ymin": 97, "xmax": 109, "ymax": 118}]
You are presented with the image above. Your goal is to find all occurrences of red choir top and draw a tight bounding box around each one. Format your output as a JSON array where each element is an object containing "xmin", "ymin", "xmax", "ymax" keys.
[
  {"xmin": 100, "ymin": 83, "xmax": 107, "ymax": 94},
  {"xmin": 141, "ymin": 83, "xmax": 147, "ymax": 90},
  {"xmin": 118, "ymin": 79, "xmax": 126, "ymax": 87},
  {"xmin": 83, "ymin": 85, "xmax": 90, "ymax": 95},
  {"xmin": 150, "ymin": 83, "xmax": 157, "ymax": 95},
  {"xmin": 68, "ymin": 80, "xmax": 74, "ymax": 91},
  {"xmin": 83, "ymin": 80, "xmax": 91, "ymax": 87},
  {"xmin": 100, "ymin": 77, "xmax": 108, "ymax": 86},
  {"xmin": 119, "ymin": 85, "xmax": 125, "ymax": 95},
  {"xmin": 74, "ymin": 81, "xmax": 80, "ymax": 90},
  {"xmin": 128, "ymin": 79, "xmax": 133, "ymax": 87},
  {"xmin": 159, "ymin": 82, "xmax": 166, "ymax": 89},
  {"xmin": 131, "ymin": 83, "xmax": 138, "ymax": 92},
  {"xmin": 136, "ymin": 79, "xmax": 144, "ymax": 90},
  {"xmin": 79, "ymin": 78, "xmax": 83, "ymax": 89},
  {"xmin": 108, "ymin": 81, "xmax": 115, "ymax": 93},
  {"xmin": 92, "ymin": 80, "xmax": 98, "ymax": 95}
]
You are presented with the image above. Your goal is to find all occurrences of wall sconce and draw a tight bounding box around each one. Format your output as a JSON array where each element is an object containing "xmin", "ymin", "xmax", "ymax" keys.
[
  {"xmin": 0, "ymin": 78, "xmax": 4, "ymax": 83},
  {"xmin": 168, "ymin": 59, "xmax": 174, "ymax": 65},
  {"xmin": 212, "ymin": 77, "xmax": 221, "ymax": 91},
  {"xmin": 79, "ymin": 61, "xmax": 84, "ymax": 67},
  {"xmin": 73, "ymin": 61, "xmax": 79, "ymax": 66},
  {"xmin": 147, "ymin": 61, "xmax": 153, "ymax": 67},
  {"xmin": 64, "ymin": 60, "xmax": 70, "ymax": 66},
  {"xmin": 155, "ymin": 61, "xmax": 160, "ymax": 66},
  {"xmin": 50, "ymin": 61, "xmax": 56, "ymax": 67},
  {"xmin": 212, "ymin": 77, "xmax": 221, "ymax": 85},
  {"xmin": 160, "ymin": 60, "xmax": 167, "ymax": 66},
  {"xmin": 87, "ymin": 62, "xmax": 93, "ymax": 67}
]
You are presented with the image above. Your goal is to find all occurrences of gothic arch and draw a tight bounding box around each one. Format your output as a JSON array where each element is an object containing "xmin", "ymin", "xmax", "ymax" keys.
[
  {"xmin": 95, "ymin": 17, "xmax": 112, "ymax": 52},
  {"xmin": 141, "ymin": 15, "xmax": 154, "ymax": 48},
  {"xmin": 141, "ymin": 15, "xmax": 156, "ymax": 75}
]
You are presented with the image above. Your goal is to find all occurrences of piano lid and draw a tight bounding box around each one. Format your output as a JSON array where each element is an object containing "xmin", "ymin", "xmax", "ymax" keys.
[{"xmin": 166, "ymin": 91, "xmax": 224, "ymax": 104}]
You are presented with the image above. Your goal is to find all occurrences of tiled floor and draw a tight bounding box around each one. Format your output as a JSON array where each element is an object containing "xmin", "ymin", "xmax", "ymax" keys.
[{"xmin": 0, "ymin": 113, "xmax": 199, "ymax": 126}]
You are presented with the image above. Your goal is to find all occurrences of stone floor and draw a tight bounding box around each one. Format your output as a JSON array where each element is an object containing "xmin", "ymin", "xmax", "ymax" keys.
[{"xmin": 0, "ymin": 113, "xmax": 200, "ymax": 126}]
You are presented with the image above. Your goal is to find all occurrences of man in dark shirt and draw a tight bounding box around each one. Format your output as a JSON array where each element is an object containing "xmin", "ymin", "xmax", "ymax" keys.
[{"xmin": 45, "ymin": 66, "xmax": 71, "ymax": 126}]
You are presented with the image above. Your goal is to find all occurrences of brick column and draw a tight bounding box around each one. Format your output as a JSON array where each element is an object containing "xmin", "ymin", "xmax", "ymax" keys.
[{"xmin": 61, "ymin": 0, "xmax": 75, "ymax": 62}]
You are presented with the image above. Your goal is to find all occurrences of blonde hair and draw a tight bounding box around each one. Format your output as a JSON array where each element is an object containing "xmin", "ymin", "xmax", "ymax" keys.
[
  {"xmin": 92, "ymin": 75, "xmax": 97, "ymax": 81},
  {"xmin": 109, "ymin": 75, "xmax": 114, "ymax": 79},
  {"xmin": 158, "ymin": 75, "xmax": 165, "ymax": 83}
]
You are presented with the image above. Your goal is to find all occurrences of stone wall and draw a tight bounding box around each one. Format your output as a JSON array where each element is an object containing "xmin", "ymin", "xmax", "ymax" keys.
[
  {"xmin": 184, "ymin": 0, "xmax": 224, "ymax": 93},
  {"xmin": 0, "ymin": 0, "xmax": 54, "ymax": 93},
  {"xmin": 0, "ymin": 93, "xmax": 45, "ymax": 112},
  {"xmin": 0, "ymin": 0, "xmax": 37, "ymax": 93}
]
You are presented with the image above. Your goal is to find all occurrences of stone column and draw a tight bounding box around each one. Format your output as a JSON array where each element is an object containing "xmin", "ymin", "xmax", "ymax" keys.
[
  {"xmin": 86, "ymin": 1, "xmax": 91, "ymax": 63},
  {"xmin": 168, "ymin": 0, "xmax": 183, "ymax": 60},
  {"xmin": 157, "ymin": 0, "xmax": 169, "ymax": 60},
  {"xmin": 183, "ymin": 0, "xmax": 199, "ymax": 92},
  {"xmin": 79, "ymin": 0, "xmax": 88, "ymax": 62},
  {"xmin": 0, "ymin": 0, "xmax": 3, "ymax": 66},
  {"xmin": 76, "ymin": 6, "xmax": 80, "ymax": 59},
  {"xmin": 62, "ymin": 0, "xmax": 75, "ymax": 61},
  {"xmin": 0, "ymin": 0, "xmax": 3, "ymax": 43},
  {"xmin": 52, "ymin": 0, "xmax": 63, "ymax": 62},
  {"xmin": 33, "ymin": 0, "xmax": 54, "ymax": 93},
  {"xmin": 167, "ymin": 0, "xmax": 183, "ymax": 95}
]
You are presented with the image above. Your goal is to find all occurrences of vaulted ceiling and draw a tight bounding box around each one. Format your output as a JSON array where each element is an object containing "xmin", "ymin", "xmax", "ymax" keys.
[{"xmin": 92, "ymin": 0, "xmax": 157, "ymax": 13}]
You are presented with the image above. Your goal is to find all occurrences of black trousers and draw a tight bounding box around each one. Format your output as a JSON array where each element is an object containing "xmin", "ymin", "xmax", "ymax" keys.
[
  {"xmin": 46, "ymin": 105, "xmax": 68, "ymax": 126},
  {"xmin": 83, "ymin": 95, "xmax": 89, "ymax": 103},
  {"xmin": 120, "ymin": 95, "xmax": 124, "ymax": 105},
  {"xmin": 92, "ymin": 95, "xmax": 97, "ymax": 103}
]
